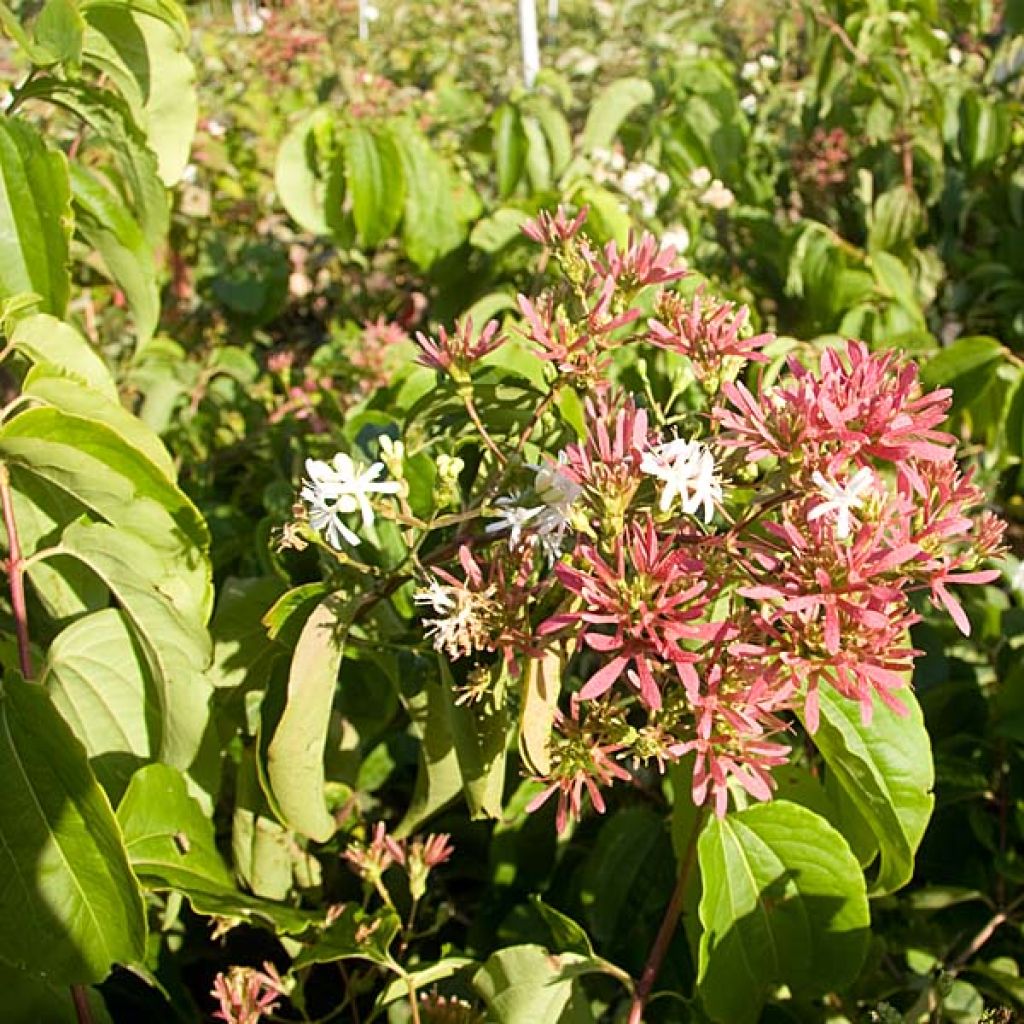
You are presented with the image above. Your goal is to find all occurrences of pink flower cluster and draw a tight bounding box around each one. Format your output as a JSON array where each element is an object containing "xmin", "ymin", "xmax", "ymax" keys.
[{"xmin": 412, "ymin": 206, "xmax": 1004, "ymax": 831}]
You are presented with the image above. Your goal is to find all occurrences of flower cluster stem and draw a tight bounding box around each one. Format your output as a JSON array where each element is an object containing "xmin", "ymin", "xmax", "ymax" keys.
[{"xmin": 627, "ymin": 806, "xmax": 707, "ymax": 1024}]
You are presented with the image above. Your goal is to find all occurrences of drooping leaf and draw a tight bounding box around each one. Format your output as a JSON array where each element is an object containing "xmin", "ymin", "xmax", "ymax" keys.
[
  {"xmin": 0, "ymin": 119, "xmax": 72, "ymax": 315},
  {"xmin": 801, "ymin": 686, "xmax": 934, "ymax": 895},
  {"xmin": 232, "ymin": 747, "xmax": 294, "ymax": 901},
  {"xmin": 70, "ymin": 162, "xmax": 159, "ymax": 343},
  {"xmin": 0, "ymin": 672, "xmax": 146, "ymax": 984},
  {"xmin": 274, "ymin": 110, "xmax": 338, "ymax": 236},
  {"xmin": 393, "ymin": 659, "xmax": 462, "ymax": 838},
  {"xmin": 581, "ymin": 77, "xmax": 654, "ymax": 153},
  {"xmin": 344, "ymin": 123, "xmax": 405, "ymax": 248},
  {"xmin": 81, "ymin": 1, "xmax": 197, "ymax": 184},
  {"xmin": 518, "ymin": 651, "xmax": 560, "ymax": 776},
  {"xmin": 33, "ymin": 0, "xmax": 85, "ymax": 66},
  {"xmin": 492, "ymin": 103, "xmax": 527, "ymax": 199},
  {"xmin": 260, "ymin": 593, "xmax": 353, "ymax": 842},
  {"xmin": 696, "ymin": 800, "xmax": 870, "ymax": 1024}
]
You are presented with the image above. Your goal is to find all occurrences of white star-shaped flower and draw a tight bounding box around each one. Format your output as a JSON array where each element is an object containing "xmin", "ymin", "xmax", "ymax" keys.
[
  {"xmin": 807, "ymin": 467, "xmax": 875, "ymax": 540},
  {"xmin": 640, "ymin": 438, "xmax": 724, "ymax": 524},
  {"xmin": 300, "ymin": 453, "xmax": 401, "ymax": 548}
]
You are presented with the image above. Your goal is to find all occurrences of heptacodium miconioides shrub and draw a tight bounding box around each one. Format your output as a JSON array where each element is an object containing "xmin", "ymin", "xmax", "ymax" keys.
[{"xmin": 296, "ymin": 205, "xmax": 1005, "ymax": 834}]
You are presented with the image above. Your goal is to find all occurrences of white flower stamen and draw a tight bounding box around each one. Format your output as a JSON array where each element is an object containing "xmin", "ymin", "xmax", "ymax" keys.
[{"xmin": 414, "ymin": 580, "xmax": 499, "ymax": 660}]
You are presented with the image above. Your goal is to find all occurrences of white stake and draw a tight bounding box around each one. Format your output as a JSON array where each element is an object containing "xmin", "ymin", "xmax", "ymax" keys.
[
  {"xmin": 548, "ymin": 0, "xmax": 558, "ymax": 23},
  {"xmin": 358, "ymin": 0, "xmax": 369, "ymax": 40},
  {"xmin": 519, "ymin": 0, "xmax": 540, "ymax": 88}
]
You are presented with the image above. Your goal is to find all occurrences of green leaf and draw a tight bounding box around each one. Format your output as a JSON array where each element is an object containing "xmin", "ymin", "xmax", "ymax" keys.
[
  {"xmin": 261, "ymin": 593, "xmax": 353, "ymax": 842},
  {"xmin": 493, "ymin": 103, "xmax": 527, "ymax": 199},
  {"xmin": 393, "ymin": 660, "xmax": 462, "ymax": 839},
  {"xmin": 0, "ymin": 961, "xmax": 112, "ymax": 1023},
  {"xmin": 532, "ymin": 97, "xmax": 571, "ymax": 176},
  {"xmin": 473, "ymin": 945, "xmax": 600, "ymax": 1024},
  {"xmin": 522, "ymin": 114, "xmax": 552, "ymax": 192},
  {"xmin": 393, "ymin": 122, "xmax": 472, "ymax": 267},
  {"xmin": 870, "ymin": 251, "xmax": 924, "ymax": 326},
  {"xmin": 34, "ymin": 0, "xmax": 85, "ymax": 65},
  {"xmin": 10, "ymin": 313, "xmax": 116, "ymax": 400},
  {"xmin": 274, "ymin": 110, "xmax": 337, "ymax": 236},
  {"xmin": 0, "ymin": 672, "xmax": 146, "ymax": 984},
  {"xmin": 470, "ymin": 207, "xmax": 530, "ymax": 253},
  {"xmin": 868, "ymin": 185, "xmax": 924, "ymax": 252},
  {"xmin": 117, "ymin": 763, "xmax": 233, "ymax": 892},
  {"xmin": 41, "ymin": 609, "xmax": 156, "ymax": 802},
  {"xmin": 0, "ymin": 404, "xmax": 212, "ymax": 623},
  {"xmin": 22, "ymin": 365, "xmax": 173, "ymax": 478},
  {"xmin": 70, "ymin": 162, "xmax": 159, "ymax": 344},
  {"xmin": 922, "ymin": 335, "xmax": 1007, "ymax": 412},
  {"xmin": 572, "ymin": 183, "xmax": 628, "ymax": 247},
  {"xmin": 292, "ymin": 904, "xmax": 401, "ymax": 970},
  {"xmin": 436, "ymin": 658, "xmax": 508, "ymax": 820},
  {"xmin": 209, "ymin": 576, "xmax": 286, "ymax": 692},
  {"xmin": 232, "ymin": 747, "xmax": 293, "ymax": 900},
  {"xmin": 696, "ymin": 801, "xmax": 870, "ymax": 1024},
  {"xmin": 802, "ymin": 686, "xmax": 934, "ymax": 895},
  {"xmin": 58, "ymin": 520, "xmax": 212, "ymax": 771},
  {"xmin": 582, "ymin": 77, "xmax": 654, "ymax": 152},
  {"xmin": 377, "ymin": 957, "xmax": 476, "ymax": 1007},
  {"xmin": 81, "ymin": 1, "xmax": 197, "ymax": 184},
  {"xmin": 0, "ymin": 119, "xmax": 72, "ymax": 316},
  {"xmin": 344, "ymin": 123, "xmax": 405, "ymax": 248},
  {"xmin": 116, "ymin": 762, "xmax": 317, "ymax": 935}
]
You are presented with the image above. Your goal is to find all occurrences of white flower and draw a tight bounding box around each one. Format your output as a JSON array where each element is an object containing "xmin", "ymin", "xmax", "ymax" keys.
[
  {"xmin": 759, "ymin": 53, "xmax": 779, "ymax": 71},
  {"xmin": 741, "ymin": 60, "xmax": 760, "ymax": 80},
  {"xmin": 487, "ymin": 456, "xmax": 581, "ymax": 561},
  {"xmin": 807, "ymin": 467, "xmax": 875, "ymax": 540},
  {"xmin": 641, "ymin": 438, "xmax": 724, "ymax": 524},
  {"xmin": 1009, "ymin": 561, "xmax": 1024, "ymax": 595},
  {"xmin": 740, "ymin": 94, "xmax": 758, "ymax": 116},
  {"xmin": 700, "ymin": 179, "xmax": 735, "ymax": 210},
  {"xmin": 206, "ymin": 119, "xmax": 227, "ymax": 138},
  {"xmin": 661, "ymin": 225, "xmax": 690, "ymax": 254},
  {"xmin": 949, "ymin": 45, "xmax": 963, "ymax": 67},
  {"xmin": 300, "ymin": 453, "xmax": 401, "ymax": 548},
  {"xmin": 486, "ymin": 497, "xmax": 542, "ymax": 549},
  {"xmin": 364, "ymin": 2, "xmax": 379, "ymax": 20},
  {"xmin": 689, "ymin": 166, "xmax": 712, "ymax": 188}
]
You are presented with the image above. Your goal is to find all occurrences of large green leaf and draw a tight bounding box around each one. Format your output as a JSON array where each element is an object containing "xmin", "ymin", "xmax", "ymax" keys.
[
  {"xmin": 0, "ymin": 119, "xmax": 72, "ymax": 316},
  {"xmin": 57, "ymin": 520, "xmax": 211, "ymax": 771},
  {"xmin": 1, "ymin": 960, "xmax": 112, "ymax": 1023},
  {"xmin": 70, "ymin": 162, "xmax": 159, "ymax": 343},
  {"xmin": 696, "ymin": 801, "xmax": 870, "ymax": 1024},
  {"xmin": 439, "ymin": 658, "xmax": 508, "ymax": 820},
  {"xmin": 801, "ymin": 686, "xmax": 934, "ymax": 895},
  {"xmin": 274, "ymin": 110, "xmax": 339, "ymax": 236},
  {"xmin": 393, "ymin": 122, "xmax": 472, "ymax": 268},
  {"xmin": 473, "ymin": 945, "xmax": 600, "ymax": 1024},
  {"xmin": 0, "ymin": 672, "xmax": 146, "ymax": 984},
  {"xmin": 82, "ymin": 1, "xmax": 197, "ymax": 184},
  {"xmin": 0, "ymin": 404, "xmax": 212, "ymax": 623},
  {"xmin": 393, "ymin": 660, "xmax": 463, "ymax": 839},
  {"xmin": 22, "ymin": 365, "xmax": 173, "ymax": 478},
  {"xmin": 116, "ymin": 762, "xmax": 317, "ymax": 935},
  {"xmin": 41, "ymin": 609, "xmax": 156, "ymax": 803},
  {"xmin": 492, "ymin": 103, "xmax": 527, "ymax": 199},
  {"xmin": 581, "ymin": 77, "xmax": 654, "ymax": 152},
  {"xmin": 260, "ymin": 593, "xmax": 353, "ymax": 842},
  {"xmin": 10, "ymin": 313, "xmax": 116, "ymax": 400},
  {"xmin": 232, "ymin": 747, "xmax": 293, "ymax": 900},
  {"xmin": 344, "ymin": 124, "xmax": 405, "ymax": 248}
]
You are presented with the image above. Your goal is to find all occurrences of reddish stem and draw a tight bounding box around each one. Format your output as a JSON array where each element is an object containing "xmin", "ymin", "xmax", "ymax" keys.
[
  {"xmin": 627, "ymin": 807, "xmax": 707, "ymax": 1024},
  {"xmin": 0, "ymin": 464, "xmax": 32, "ymax": 678},
  {"xmin": 0, "ymin": 466, "xmax": 93, "ymax": 1024}
]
